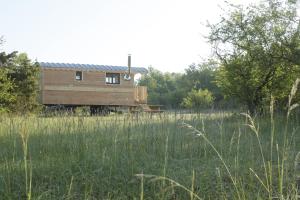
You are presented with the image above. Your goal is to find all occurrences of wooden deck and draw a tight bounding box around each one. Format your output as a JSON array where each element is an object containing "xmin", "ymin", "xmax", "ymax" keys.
[{"xmin": 130, "ymin": 104, "xmax": 164, "ymax": 113}]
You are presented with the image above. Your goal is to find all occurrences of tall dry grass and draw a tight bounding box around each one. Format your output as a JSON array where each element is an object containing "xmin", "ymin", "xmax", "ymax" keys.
[{"xmin": 0, "ymin": 79, "xmax": 299, "ymax": 199}]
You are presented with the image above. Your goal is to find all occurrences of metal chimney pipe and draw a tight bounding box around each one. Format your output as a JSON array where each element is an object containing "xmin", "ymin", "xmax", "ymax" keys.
[{"xmin": 128, "ymin": 54, "xmax": 131, "ymax": 75}]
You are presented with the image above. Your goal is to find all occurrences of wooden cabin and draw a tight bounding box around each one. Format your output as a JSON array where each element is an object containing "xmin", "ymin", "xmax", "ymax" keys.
[{"xmin": 39, "ymin": 56, "xmax": 148, "ymax": 112}]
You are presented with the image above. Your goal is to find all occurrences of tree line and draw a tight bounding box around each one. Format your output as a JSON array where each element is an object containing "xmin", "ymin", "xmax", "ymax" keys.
[
  {"xmin": 139, "ymin": 0, "xmax": 300, "ymax": 114},
  {"xmin": 139, "ymin": 62, "xmax": 233, "ymax": 110}
]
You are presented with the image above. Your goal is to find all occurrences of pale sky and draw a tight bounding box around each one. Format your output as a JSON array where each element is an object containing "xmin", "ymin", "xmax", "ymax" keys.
[{"xmin": 1, "ymin": 0, "xmax": 261, "ymax": 72}]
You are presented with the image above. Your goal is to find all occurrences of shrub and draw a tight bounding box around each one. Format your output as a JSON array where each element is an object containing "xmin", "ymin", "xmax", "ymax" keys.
[{"xmin": 181, "ymin": 89, "xmax": 214, "ymax": 110}]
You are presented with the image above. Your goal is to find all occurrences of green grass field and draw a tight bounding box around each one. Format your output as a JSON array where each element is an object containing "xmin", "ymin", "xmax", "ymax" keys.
[{"xmin": 0, "ymin": 112, "xmax": 299, "ymax": 199}]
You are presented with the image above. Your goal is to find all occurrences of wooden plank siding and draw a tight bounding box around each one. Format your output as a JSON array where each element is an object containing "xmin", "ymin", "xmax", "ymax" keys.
[
  {"xmin": 41, "ymin": 68, "xmax": 146, "ymax": 106},
  {"xmin": 42, "ymin": 90, "xmax": 135, "ymax": 106},
  {"xmin": 134, "ymin": 86, "xmax": 147, "ymax": 104},
  {"xmin": 42, "ymin": 69, "xmax": 135, "ymax": 87}
]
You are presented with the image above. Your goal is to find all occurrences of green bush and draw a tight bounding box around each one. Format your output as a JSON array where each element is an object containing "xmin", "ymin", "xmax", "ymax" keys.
[
  {"xmin": 74, "ymin": 106, "xmax": 90, "ymax": 116},
  {"xmin": 181, "ymin": 89, "xmax": 214, "ymax": 110}
]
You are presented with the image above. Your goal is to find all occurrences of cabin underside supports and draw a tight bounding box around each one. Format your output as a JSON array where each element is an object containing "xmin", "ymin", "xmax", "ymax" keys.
[
  {"xmin": 90, "ymin": 105, "xmax": 112, "ymax": 115},
  {"xmin": 44, "ymin": 104, "xmax": 139, "ymax": 116}
]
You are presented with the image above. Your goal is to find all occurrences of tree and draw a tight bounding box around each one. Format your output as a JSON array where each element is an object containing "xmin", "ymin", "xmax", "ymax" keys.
[
  {"xmin": 8, "ymin": 53, "xmax": 40, "ymax": 113},
  {"xmin": 139, "ymin": 67, "xmax": 183, "ymax": 108},
  {"xmin": 180, "ymin": 62, "xmax": 224, "ymax": 106},
  {"xmin": 0, "ymin": 51, "xmax": 17, "ymax": 67},
  {"xmin": 208, "ymin": 0, "xmax": 300, "ymax": 114},
  {"xmin": 0, "ymin": 50, "xmax": 40, "ymax": 113},
  {"xmin": 0, "ymin": 40, "xmax": 17, "ymax": 113},
  {"xmin": 0, "ymin": 68, "xmax": 16, "ymax": 113},
  {"xmin": 181, "ymin": 89, "xmax": 214, "ymax": 110}
]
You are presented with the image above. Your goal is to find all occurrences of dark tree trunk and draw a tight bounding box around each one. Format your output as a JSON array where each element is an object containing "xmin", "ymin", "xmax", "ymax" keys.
[
  {"xmin": 247, "ymin": 102, "xmax": 256, "ymax": 116},
  {"xmin": 247, "ymin": 98, "xmax": 262, "ymax": 116}
]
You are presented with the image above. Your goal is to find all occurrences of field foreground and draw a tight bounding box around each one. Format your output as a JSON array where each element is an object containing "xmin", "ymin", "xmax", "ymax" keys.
[{"xmin": 0, "ymin": 112, "xmax": 299, "ymax": 199}]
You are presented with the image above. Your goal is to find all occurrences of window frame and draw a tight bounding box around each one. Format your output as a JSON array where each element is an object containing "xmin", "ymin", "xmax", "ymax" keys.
[
  {"xmin": 105, "ymin": 73, "xmax": 120, "ymax": 85},
  {"xmin": 75, "ymin": 71, "xmax": 83, "ymax": 81}
]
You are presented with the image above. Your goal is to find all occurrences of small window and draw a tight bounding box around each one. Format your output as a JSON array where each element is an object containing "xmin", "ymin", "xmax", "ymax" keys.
[
  {"xmin": 75, "ymin": 71, "xmax": 82, "ymax": 81},
  {"xmin": 106, "ymin": 73, "xmax": 120, "ymax": 84}
]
